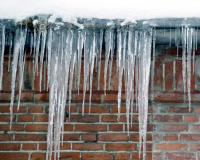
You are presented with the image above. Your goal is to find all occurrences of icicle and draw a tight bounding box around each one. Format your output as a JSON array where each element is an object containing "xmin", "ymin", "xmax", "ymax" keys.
[
  {"xmin": 8, "ymin": 32, "xmax": 13, "ymax": 72},
  {"xmin": 47, "ymin": 28, "xmax": 52, "ymax": 90},
  {"xmin": 0, "ymin": 25, "xmax": 5, "ymax": 90},
  {"xmin": 182, "ymin": 27, "xmax": 187, "ymax": 93},
  {"xmin": 193, "ymin": 29, "xmax": 196, "ymax": 74},
  {"xmin": 39, "ymin": 27, "xmax": 47, "ymax": 92},
  {"xmin": 97, "ymin": 29, "xmax": 103, "ymax": 90},
  {"xmin": 169, "ymin": 28, "xmax": 171, "ymax": 47}
]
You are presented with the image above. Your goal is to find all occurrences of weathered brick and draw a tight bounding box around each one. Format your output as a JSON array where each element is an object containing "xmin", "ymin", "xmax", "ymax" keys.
[
  {"xmin": 132, "ymin": 152, "xmax": 152, "ymax": 160},
  {"xmin": 153, "ymin": 115, "xmax": 182, "ymax": 122},
  {"xmin": 79, "ymin": 106, "xmax": 109, "ymax": 113},
  {"xmin": 63, "ymin": 134, "xmax": 79, "ymax": 141},
  {"xmin": 15, "ymin": 134, "xmax": 46, "ymax": 141},
  {"xmin": 81, "ymin": 153, "xmax": 113, "ymax": 160},
  {"xmin": 156, "ymin": 143, "xmax": 187, "ymax": 151},
  {"xmin": 154, "ymin": 94, "xmax": 183, "ymax": 103},
  {"xmin": 30, "ymin": 153, "xmax": 46, "ymax": 160},
  {"xmin": 0, "ymin": 134, "xmax": 13, "ymax": 141},
  {"xmin": 109, "ymin": 124, "xmax": 123, "ymax": 131},
  {"xmin": 81, "ymin": 133, "xmax": 96, "ymax": 142},
  {"xmin": 106, "ymin": 143, "xmax": 137, "ymax": 151},
  {"xmin": 184, "ymin": 115, "xmax": 199, "ymax": 122},
  {"xmin": 181, "ymin": 134, "xmax": 200, "ymax": 141},
  {"xmin": 125, "ymin": 124, "xmax": 154, "ymax": 132},
  {"xmin": 0, "ymin": 124, "xmax": 24, "ymax": 131},
  {"xmin": 73, "ymin": 143, "xmax": 103, "ymax": 150},
  {"xmin": 63, "ymin": 124, "xmax": 73, "ymax": 131},
  {"xmin": 0, "ymin": 106, "xmax": 26, "ymax": 113},
  {"xmin": 17, "ymin": 114, "xmax": 33, "ymax": 122},
  {"xmin": 103, "ymin": 94, "xmax": 125, "ymax": 103},
  {"xmin": 158, "ymin": 124, "xmax": 188, "ymax": 132},
  {"xmin": 165, "ymin": 152, "xmax": 196, "ymax": 160},
  {"xmin": 0, "ymin": 153, "xmax": 29, "ymax": 160},
  {"xmin": 166, "ymin": 106, "xmax": 193, "ymax": 113},
  {"xmin": 0, "ymin": 143, "xmax": 20, "ymax": 151},
  {"xmin": 19, "ymin": 92, "xmax": 33, "ymax": 102},
  {"xmin": 102, "ymin": 115, "xmax": 117, "ymax": 122},
  {"xmin": 35, "ymin": 93, "xmax": 49, "ymax": 102},
  {"xmin": 165, "ymin": 61, "xmax": 173, "ymax": 91},
  {"xmin": 196, "ymin": 106, "xmax": 200, "ymax": 113},
  {"xmin": 98, "ymin": 134, "xmax": 128, "ymax": 141},
  {"xmin": 28, "ymin": 106, "xmax": 43, "ymax": 113},
  {"xmin": 39, "ymin": 143, "xmax": 70, "ymax": 150},
  {"xmin": 75, "ymin": 124, "xmax": 107, "ymax": 132},
  {"xmin": 22, "ymin": 143, "xmax": 37, "ymax": 150},
  {"xmin": 115, "ymin": 153, "xmax": 130, "ymax": 160},
  {"xmin": 190, "ymin": 143, "xmax": 200, "ymax": 151},
  {"xmin": 70, "ymin": 115, "xmax": 99, "ymax": 123},
  {"xmin": 59, "ymin": 152, "xmax": 80, "ymax": 160},
  {"xmin": 163, "ymin": 134, "xmax": 178, "ymax": 141},
  {"xmin": 0, "ymin": 115, "xmax": 15, "ymax": 122},
  {"xmin": 130, "ymin": 134, "xmax": 152, "ymax": 141},
  {"xmin": 34, "ymin": 115, "xmax": 48, "ymax": 122},
  {"xmin": 25, "ymin": 124, "xmax": 48, "ymax": 132}
]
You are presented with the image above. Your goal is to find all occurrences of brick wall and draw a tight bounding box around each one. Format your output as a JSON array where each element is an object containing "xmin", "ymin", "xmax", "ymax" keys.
[{"xmin": 0, "ymin": 47, "xmax": 200, "ymax": 160}]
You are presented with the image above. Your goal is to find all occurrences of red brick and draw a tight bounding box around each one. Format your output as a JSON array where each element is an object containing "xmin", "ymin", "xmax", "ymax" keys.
[
  {"xmin": 26, "ymin": 124, "xmax": 48, "ymax": 132},
  {"xmin": 125, "ymin": 124, "xmax": 154, "ymax": 132},
  {"xmin": 154, "ymin": 94, "xmax": 183, "ymax": 103},
  {"xmin": 109, "ymin": 124, "xmax": 123, "ymax": 131},
  {"xmin": 0, "ymin": 153, "xmax": 29, "ymax": 160},
  {"xmin": 0, "ymin": 93, "xmax": 12, "ymax": 102},
  {"xmin": 17, "ymin": 114, "xmax": 33, "ymax": 122},
  {"xmin": 132, "ymin": 152, "xmax": 152, "ymax": 160},
  {"xmin": 75, "ymin": 124, "xmax": 107, "ymax": 132},
  {"xmin": 184, "ymin": 115, "xmax": 199, "ymax": 122},
  {"xmin": 190, "ymin": 143, "xmax": 200, "ymax": 151},
  {"xmin": 196, "ymin": 106, "xmax": 200, "ymax": 113},
  {"xmin": 190, "ymin": 125, "xmax": 200, "ymax": 132},
  {"xmin": 0, "ymin": 143, "xmax": 20, "ymax": 151},
  {"xmin": 0, "ymin": 134, "xmax": 13, "ymax": 141},
  {"xmin": 115, "ymin": 153, "xmax": 130, "ymax": 160},
  {"xmin": 158, "ymin": 124, "xmax": 188, "ymax": 132},
  {"xmin": 156, "ymin": 143, "xmax": 187, "ymax": 151},
  {"xmin": 163, "ymin": 134, "xmax": 178, "ymax": 141},
  {"xmin": 153, "ymin": 115, "xmax": 182, "ymax": 122},
  {"xmin": 59, "ymin": 152, "xmax": 80, "ymax": 160},
  {"xmin": 63, "ymin": 124, "xmax": 73, "ymax": 131},
  {"xmin": 35, "ymin": 93, "xmax": 49, "ymax": 102},
  {"xmin": 166, "ymin": 106, "xmax": 193, "ymax": 113},
  {"xmin": 34, "ymin": 115, "xmax": 48, "ymax": 122},
  {"xmin": 81, "ymin": 133, "xmax": 96, "ymax": 141},
  {"xmin": 98, "ymin": 134, "xmax": 128, "ymax": 141},
  {"xmin": 153, "ymin": 134, "xmax": 161, "ymax": 141},
  {"xmin": 79, "ymin": 106, "xmax": 109, "ymax": 113},
  {"xmin": 181, "ymin": 134, "xmax": 200, "ymax": 141},
  {"xmin": 165, "ymin": 152, "xmax": 196, "ymax": 160},
  {"xmin": 0, "ymin": 124, "xmax": 24, "ymax": 131},
  {"xmin": 22, "ymin": 143, "xmax": 37, "ymax": 150},
  {"xmin": 19, "ymin": 92, "xmax": 33, "ymax": 102},
  {"xmin": 65, "ymin": 105, "xmax": 77, "ymax": 113},
  {"xmin": 175, "ymin": 61, "xmax": 183, "ymax": 91},
  {"xmin": 165, "ymin": 61, "xmax": 173, "ymax": 91},
  {"xmin": 63, "ymin": 134, "xmax": 79, "ymax": 141},
  {"xmin": 28, "ymin": 106, "xmax": 43, "ymax": 113},
  {"xmin": 30, "ymin": 153, "xmax": 46, "ymax": 160},
  {"xmin": 152, "ymin": 152, "xmax": 162, "ymax": 160},
  {"xmin": 70, "ymin": 115, "xmax": 99, "ymax": 123},
  {"xmin": 0, "ymin": 115, "xmax": 15, "ymax": 122},
  {"xmin": 71, "ymin": 93, "xmax": 101, "ymax": 103},
  {"xmin": 39, "ymin": 143, "xmax": 70, "ymax": 150},
  {"xmin": 73, "ymin": 143, "xmax": 103, "ymax": 150},
  {"xmin": 15, "ymin": 134, "xmax": 46, "ymax": 141},
  {"xmin": 130, "ymin": 134, "xmax": 152, "ymax": 141},
  {"xmin": 154, "ymin": 60, "xmax": 163, "ymax": 90},
  {"xmin": 103, "ymin": 94, "xmax": 125, "ymax": 103},
  {"xmin": 112, "ymin": 106, "xmax": 126, "ymax": 113},
  {"xmin": 81, "ymin": 153, "xmax": 113, "ymax": 160},
  {"xmin": 106, "ymin": 143, "xmax": 137, "ymax": 151},
  {"xmin": 0, "ymin": 106, "xmax": 26, "ymax": 113},
  {"xmin": 102, "ymin": 115, "xmax": 117, "ymax": 122}
]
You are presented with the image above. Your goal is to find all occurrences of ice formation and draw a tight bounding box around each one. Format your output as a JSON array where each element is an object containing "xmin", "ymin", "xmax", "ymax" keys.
[{"xmin": 0, "ymin": 21, "xmax": 196, "ymax": 160}]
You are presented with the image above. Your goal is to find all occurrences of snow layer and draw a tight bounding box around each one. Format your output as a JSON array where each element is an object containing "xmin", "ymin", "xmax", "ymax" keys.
[{"xmin": 1, "ymin": 0, "xmax": 200, "ymax": 22}]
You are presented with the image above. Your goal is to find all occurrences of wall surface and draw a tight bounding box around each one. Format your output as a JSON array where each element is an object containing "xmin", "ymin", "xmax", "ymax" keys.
[{"xmin": 0, "ymin": 48, "xmax": 200, "ymax": 160}]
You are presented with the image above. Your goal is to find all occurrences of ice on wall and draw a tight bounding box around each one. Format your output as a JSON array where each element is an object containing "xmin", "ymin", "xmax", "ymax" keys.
[{"xmin": 0, "ymin": 22, "xmax": 196, "ymax": 160}]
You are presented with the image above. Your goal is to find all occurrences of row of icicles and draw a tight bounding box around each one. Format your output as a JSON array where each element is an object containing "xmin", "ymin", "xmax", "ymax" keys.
[{"xmin": 0, "ymin": 24, "xmax": 197, "ymax": 160}]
